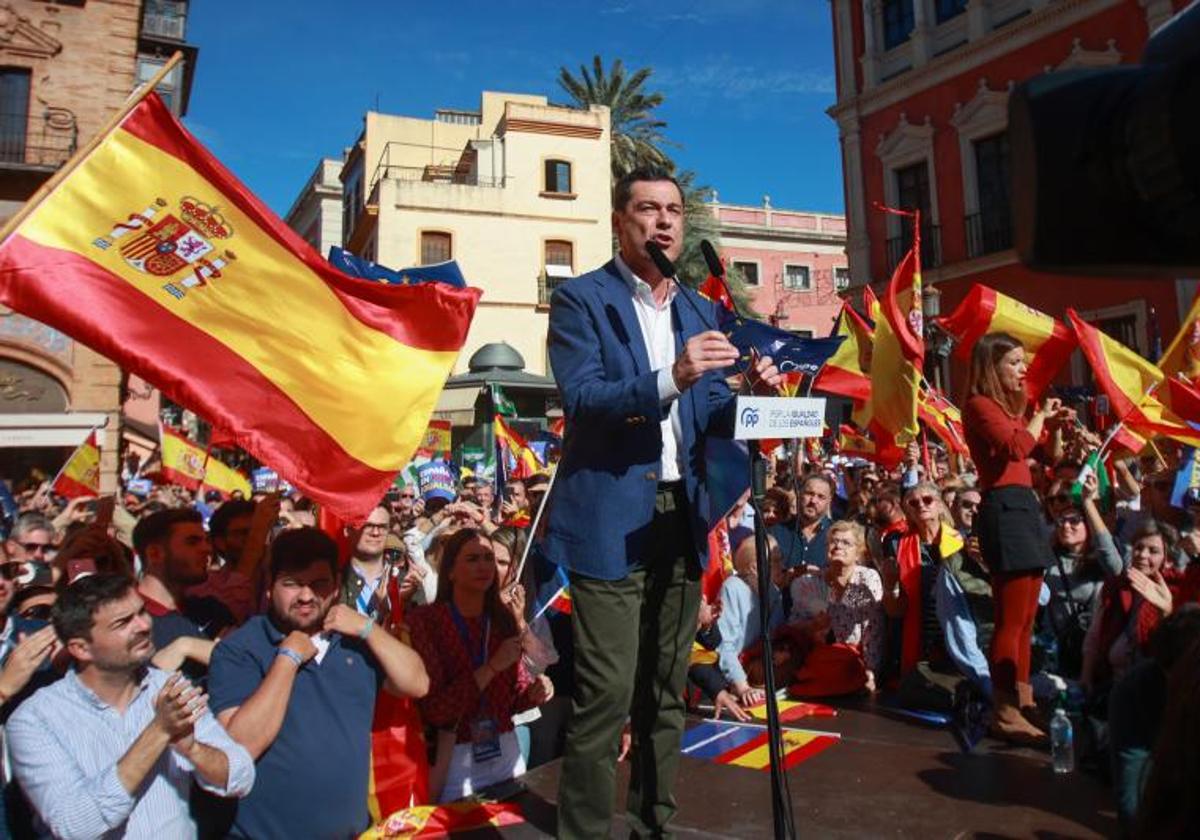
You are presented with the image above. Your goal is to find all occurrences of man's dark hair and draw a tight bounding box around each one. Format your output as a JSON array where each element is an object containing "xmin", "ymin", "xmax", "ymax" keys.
[
  {"xmin": 132, "ymin": 508, "xmax": 203, "ymax": 558},
  {"xmin": 209, "ymin": 499, "xmax": 256, "ymax": 540},
  {"xmin": 613, "ymin": 166, "xmax": 683, "ymax": 212},
  {"xmin": 52, "ymin": 573, "xmax": 136, "ymax": 642},
  {"xmin": 269, "ymin": 526, "xmax": 339, "ymax": 581}
]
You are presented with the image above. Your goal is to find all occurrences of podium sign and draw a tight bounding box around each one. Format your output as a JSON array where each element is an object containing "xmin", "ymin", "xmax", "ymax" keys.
[{"xmin": 733, "ymin": 396, "xmax": 826, "ymax": 441}]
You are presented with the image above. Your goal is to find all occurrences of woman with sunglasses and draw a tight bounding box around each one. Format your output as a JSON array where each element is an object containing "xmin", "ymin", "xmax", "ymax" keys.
[
  {"xmin": 880, "ymin": 483, "xmax": 962, "ymax": 690},
  {"xmin": 964, "ymin": 332, "xmax": 1067, "ymax": 746},
  {"xmin": 1042, "ymin": 473, "xmax": 1123, "ymax": 681}
]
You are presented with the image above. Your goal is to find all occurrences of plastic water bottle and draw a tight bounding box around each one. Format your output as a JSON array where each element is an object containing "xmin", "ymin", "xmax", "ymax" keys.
[{"xmin": 1050, "ymin": 706, "xmax": 1074, "ymax": 774}]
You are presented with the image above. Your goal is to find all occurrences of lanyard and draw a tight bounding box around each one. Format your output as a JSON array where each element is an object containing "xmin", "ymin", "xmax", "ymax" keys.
[{"xmin": 448, "ymin": 603, "xmax": 490, "ymax": 669}]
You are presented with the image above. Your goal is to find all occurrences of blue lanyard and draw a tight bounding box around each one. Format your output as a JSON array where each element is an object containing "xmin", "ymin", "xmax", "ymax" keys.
[{"xmin": 448, "ymin": 603, "xmax": 490, "ymax": 669}]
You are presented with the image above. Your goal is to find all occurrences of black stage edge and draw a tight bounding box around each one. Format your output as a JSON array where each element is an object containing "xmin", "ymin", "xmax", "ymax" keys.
[{"xmin": 452, "ymin": 696, "xmax": 1118, "ymax": 839}]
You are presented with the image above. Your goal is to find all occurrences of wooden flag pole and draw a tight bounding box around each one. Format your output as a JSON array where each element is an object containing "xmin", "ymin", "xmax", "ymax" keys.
[{"xmin": 0, "ymin": 51, "xmax": 184, "ymax": 246}]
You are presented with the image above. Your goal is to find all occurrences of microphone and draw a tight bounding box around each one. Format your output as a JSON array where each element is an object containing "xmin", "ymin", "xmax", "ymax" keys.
[
  {"xmin": 644, "ymin": 240, "xmax": 677, "ymax": 279},
  {"xmin": 700, "ymin": 239, "xmax": 723, "ymax": 278}
]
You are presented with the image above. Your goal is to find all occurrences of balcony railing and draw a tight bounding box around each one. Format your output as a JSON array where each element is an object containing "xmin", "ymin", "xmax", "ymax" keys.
[
  {"xmin": 965, "ymin": 210, "xmax": 1013, "ymax": 258},
  {"xmin": 538, "ymin": 273, "xmax": 570, "ymax": 305},
  {"xmin": 0, "ymin": 109, "xmax": 77, "ymax": 170},
  {"xmin": 886, "ymin": 224, "xmax": 942, "ymax": 273},
  {"xmin": 375, "ymin": 163, "xmax": 505, "ymax": 189}
]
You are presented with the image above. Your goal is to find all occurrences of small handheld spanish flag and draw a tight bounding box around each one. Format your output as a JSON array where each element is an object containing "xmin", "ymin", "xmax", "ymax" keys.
[{"xmin": 52, "ymin": 430, "xmax": 100, "ymax": 499}]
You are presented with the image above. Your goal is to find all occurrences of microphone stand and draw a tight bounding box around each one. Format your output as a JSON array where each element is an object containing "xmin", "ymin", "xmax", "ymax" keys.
[
  {"xmin": 646, "ymin": 238, "xmax": 796, "ymax": 838},
  {"xmin": 748, "ymin": 437, "xmax": 795, "ymax": 840}
]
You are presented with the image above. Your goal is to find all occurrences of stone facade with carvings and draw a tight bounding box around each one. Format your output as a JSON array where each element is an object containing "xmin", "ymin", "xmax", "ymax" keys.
[{"xmin": 0, "ymin": 1, "xmax": 196, "ymax": 490}]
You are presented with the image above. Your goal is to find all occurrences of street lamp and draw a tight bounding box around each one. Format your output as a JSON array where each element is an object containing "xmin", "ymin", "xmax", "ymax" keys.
[{"xmin": 921, "ymin": 284, "xmax": 954, "ymax": 390}]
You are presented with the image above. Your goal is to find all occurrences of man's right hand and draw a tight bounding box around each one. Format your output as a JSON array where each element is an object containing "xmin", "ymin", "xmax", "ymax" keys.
[
  {"xmin": 153, "ymin": 673, "xmax": 206, "ymax": 742},
  {"xmin": 672, "ymin": 330, "xmax": 740, "ymax": 391},
  {"xmin": 280, "ymin": 631, "xmax": 318, "ymax": 665}
]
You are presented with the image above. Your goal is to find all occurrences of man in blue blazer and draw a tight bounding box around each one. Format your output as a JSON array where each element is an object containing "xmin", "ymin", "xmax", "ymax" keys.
[{"xmin": 545, "ymin": 168, "xmax": 781, "ymax": 838}]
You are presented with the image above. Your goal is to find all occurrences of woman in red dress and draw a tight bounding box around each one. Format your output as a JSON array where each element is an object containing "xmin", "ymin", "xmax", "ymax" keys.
[{"xmin": 964, "ymin": 332, "xmax": 1066, "ymax": 745}]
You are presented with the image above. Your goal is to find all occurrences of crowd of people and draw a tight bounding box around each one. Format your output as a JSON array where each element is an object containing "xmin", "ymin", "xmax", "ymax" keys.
[
  {"xmin": 0, "ymin": 473, "xmax": 565, "ymax": 838},
  {"xmin": 3, "ymin": 151, "xmax": 1200, "ymax": 838},
  {"xmin": 0, "ymin": 335, "xmax": 1198, "ymax": 837}
]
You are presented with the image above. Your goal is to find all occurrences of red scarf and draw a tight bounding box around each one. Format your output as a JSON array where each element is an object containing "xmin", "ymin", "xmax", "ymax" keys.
[
  {"xmin": 896, "ymin": 532, "xmax": 924, "ymax": 677},
  {"xmin": 1095, "ymin": 577, "xmax": 1162, "ymax": 685}
]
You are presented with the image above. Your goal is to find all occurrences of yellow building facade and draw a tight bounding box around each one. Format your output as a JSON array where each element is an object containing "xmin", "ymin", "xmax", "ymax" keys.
[{"xmin": 337, "ymin": 92, "xmax": 613, "ymax": 377}]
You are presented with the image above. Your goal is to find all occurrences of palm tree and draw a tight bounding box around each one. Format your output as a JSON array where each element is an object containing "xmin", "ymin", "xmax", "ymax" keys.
[
  {"xmin": 557, "ymin": 56, "xmax": 671, "ymax": 179},
  {"xmin": 556, "ymin": 56, "xmax": 757, "ymax": 314}
]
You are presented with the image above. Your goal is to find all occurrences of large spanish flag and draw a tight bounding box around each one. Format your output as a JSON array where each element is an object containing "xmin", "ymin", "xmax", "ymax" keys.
[
  {"xmin": 813, "ymin": 301, "xmax": 873, "ymax": 403},
  {"xmin": 868, "ymin": 217, "xmax": 923, "ymax": 452},
  {"xmin": 936, "ymin": 285, "xmax": 1075, "ymax": 400},
  {"xmin": 1066, "ymin": 310, "xmax": 1200, "ymax": 448},
  {"xmin": 0, "ymin": 90, "xmax": 479, "ymax": 520}
]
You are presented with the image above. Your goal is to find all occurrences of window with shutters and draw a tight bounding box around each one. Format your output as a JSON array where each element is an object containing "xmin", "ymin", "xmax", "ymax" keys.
[{"xmin": 420, "ymin": 231, "xmax": 452, "ymax": 265}]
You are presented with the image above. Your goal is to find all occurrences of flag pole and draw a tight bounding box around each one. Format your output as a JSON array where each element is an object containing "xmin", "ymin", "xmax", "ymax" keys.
[
  {"xmin": 0, "ymin": 51, "xmax": 184, "ymax": 247},
  {"xmin": 511, "ymin": 463, "xmax": 558, "ymax": 586}
]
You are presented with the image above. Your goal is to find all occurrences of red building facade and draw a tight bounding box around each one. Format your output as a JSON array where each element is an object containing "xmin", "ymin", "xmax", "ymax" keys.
[{"xmin": 829, "ymin": 0, "xmax": 1193, "ymax": 389}]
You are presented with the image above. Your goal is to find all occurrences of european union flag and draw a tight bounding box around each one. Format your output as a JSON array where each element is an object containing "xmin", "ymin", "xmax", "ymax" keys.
[
  {"xmin": 327, "ymin": 247, "xmax": 467, "ymax": 288},
  {"xmin": 719, "ymin": 309, "xmax": 846, "ymax": 377}
]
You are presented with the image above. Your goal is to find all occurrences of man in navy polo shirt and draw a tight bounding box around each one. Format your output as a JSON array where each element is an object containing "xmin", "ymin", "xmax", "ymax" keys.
[{"xmin": 208, "ymin": 527, "xmax": 429, "ymax": 839}]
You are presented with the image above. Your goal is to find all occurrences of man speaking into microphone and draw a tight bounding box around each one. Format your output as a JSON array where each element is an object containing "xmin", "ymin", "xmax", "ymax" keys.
[{"xmin": 544, "ymin": 167, "xmax": 781, "ymax": 837}]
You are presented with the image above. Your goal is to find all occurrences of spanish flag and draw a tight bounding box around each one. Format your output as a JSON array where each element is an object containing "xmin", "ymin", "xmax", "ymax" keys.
[
  {"xmin": 158, "ymin": 426, "xmax": 251, "ymax": 498},
  {"xmin": 936, "ymin": 285, "xmax": 1075, "ymax": 400},
  {"xmin": 918, "ymin": 388, "xmax": 968, "ymax": 456},
  {"xmin": 0, "ymin": 89, "xmax": 480, "ymax": 520},
  {"xmin": 1066, "ymin": 310, "xmax": 1200, "ymax": 448},
  {"xmin": 494, "ymin": 415, "xmax": 542, "ymax": 480},
  {"xmin": 51, "ymin": 430, "xmax": 100, "ymax": 499},
  {"xmin": 868, "ymin": 216, "xmax": 923, "ymax": 452},
  {"xmin": 837, "ymin": 424, "xmax": 876, "ymax": 459},
  {"xmin": 862, "ymin": 284, "xmax": 880, "ymax": 325},
  {"xmin": 1159, "ymin": 288, "xmax": 1200, "ymax": 386},
  {"xmin": 812, "ymin": 301, "xmax": 873, "ymax": 403}
]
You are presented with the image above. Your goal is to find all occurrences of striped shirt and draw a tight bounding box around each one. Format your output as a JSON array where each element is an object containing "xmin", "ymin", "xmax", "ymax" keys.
[{"xmin": 6, "ymin": 666, "xmax": 254, "ymax": 840}]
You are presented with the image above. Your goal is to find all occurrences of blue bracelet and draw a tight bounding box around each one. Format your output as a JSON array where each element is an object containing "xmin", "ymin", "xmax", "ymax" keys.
[
  {"xmin": 277, "ymin": 647, "xmax": 305, "ymax": 668},
  {"xmin": 359, "ymin": 617, "xmax": 376, "ymax": 640}
]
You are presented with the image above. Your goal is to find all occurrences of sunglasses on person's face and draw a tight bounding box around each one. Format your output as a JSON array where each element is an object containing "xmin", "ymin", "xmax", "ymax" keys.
[
  {"xmin": 906, "ymin": 495, "xmax": 938, "ymax": 509},
  {"xmin": 18, "ymin": 604, "xmax": 52, "ymax": 622},
  {"xmin": 18, "ymin": 542, "xmax": 51, "ymax": 556},
  {"xmin": 957, "ymin": 500, "xmax": 980, "ymax": 511},
  {"xmin": 1056, "ymin": 514, "xmax": 1084, "ymax": 527}
]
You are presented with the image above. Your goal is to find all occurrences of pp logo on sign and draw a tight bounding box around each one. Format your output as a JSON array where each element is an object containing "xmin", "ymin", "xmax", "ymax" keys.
[{"xmin": 740, "ymin": 406, "xmax": 760, "ymax": 428}]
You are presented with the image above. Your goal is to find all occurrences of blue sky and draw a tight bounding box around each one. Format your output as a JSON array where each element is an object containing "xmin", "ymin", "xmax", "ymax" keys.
[{"xmin": 186, "ymin": 0, "xmax": 844, "ymax": 218}]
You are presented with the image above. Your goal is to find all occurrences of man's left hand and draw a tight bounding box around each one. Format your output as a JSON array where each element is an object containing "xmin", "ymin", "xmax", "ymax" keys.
[
  {"xmin": 324, "ymin": 604, "xmax": 369, "ymax": 638},
  {"xmin": 748, "ymin": 354, "xmax": 783, "ymax": 394}
]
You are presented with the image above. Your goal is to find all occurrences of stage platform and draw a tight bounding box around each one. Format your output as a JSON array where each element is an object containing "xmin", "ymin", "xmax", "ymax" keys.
[{"xmin": 464, "ymin": 696, "xmax": 1119, "ymax": 838}]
